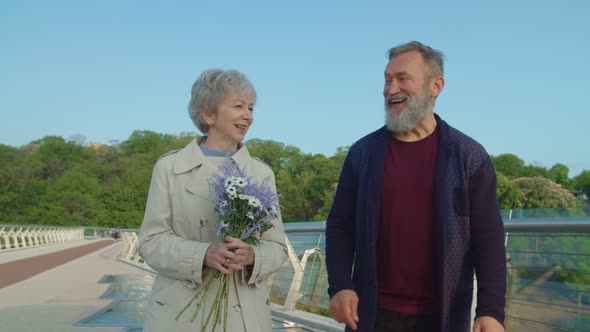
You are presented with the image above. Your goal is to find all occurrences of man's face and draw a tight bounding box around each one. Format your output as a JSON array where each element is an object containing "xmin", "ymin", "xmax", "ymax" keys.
[{"xmin": 383, "ymin": 51, "xmax": 435, "ymax": 133}]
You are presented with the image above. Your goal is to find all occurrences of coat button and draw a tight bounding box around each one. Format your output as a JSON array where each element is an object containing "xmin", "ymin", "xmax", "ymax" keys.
[
  {"xmin": 266, "ymin": 298, "xmax": 270, "ymax": 305},
  {"xmin": 200, "ymin": 218, "xmax": 208, "ymax": 226},
  {"xmin": 233, "ymin": 304, "xmax": 242, "ymax": 312}
]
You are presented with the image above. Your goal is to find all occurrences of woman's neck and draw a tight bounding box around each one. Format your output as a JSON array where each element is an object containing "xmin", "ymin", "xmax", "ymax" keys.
[{"xmin": 203, "ymin": 136, "xmax": 239, "ymax": 152}]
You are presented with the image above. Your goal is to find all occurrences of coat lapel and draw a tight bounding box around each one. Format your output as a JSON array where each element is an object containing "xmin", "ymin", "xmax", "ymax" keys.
[
  {"xmin": 173, "ymin": 138, "xmax": 211, "ymax": 200},
  {"xmin": 174, "ymin": 137, "xmax": 251, "ymax": 201},
  {"xmin": 230, "ymin": 142, "xmax": 251, "ymax": 170}
]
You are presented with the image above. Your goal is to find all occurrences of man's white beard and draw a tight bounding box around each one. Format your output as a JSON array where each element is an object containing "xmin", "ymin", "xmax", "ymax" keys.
[{"xmin": 384, "ymin": 84, "xmax": 433, "ymax": 133}]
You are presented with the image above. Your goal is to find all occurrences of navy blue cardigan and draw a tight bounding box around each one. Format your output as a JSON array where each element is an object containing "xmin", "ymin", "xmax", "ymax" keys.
[{"xmin": 326, "ymin": 115, "xmax": 506, "ymax": 332}]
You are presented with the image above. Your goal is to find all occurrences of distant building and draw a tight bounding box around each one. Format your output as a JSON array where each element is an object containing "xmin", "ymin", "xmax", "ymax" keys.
[
  {"xmin": 571, "ymin": 189, "xmax": 588, "ymax": 201},
  {"xmin": 86, "ymin": 143, "xmax": 106, "ymax": 150}
]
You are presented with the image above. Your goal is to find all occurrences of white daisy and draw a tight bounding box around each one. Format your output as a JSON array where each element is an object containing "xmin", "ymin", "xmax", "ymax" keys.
[
  {"xmin": 248, "ymin": 197, "xmax": 262, "ymax": 208},
  {"xmin": 234, "ymin": 177, "xmax": 247, "ymax": 187}
]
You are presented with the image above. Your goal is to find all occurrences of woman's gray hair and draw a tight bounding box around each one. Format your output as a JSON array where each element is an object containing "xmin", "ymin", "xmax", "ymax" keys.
[
  {"xmin": 188, "ymin": 69, "xmax": 257, "ymax": 134},
  {"xmin": 387, "ymin": 41, "xmax": 445, "ymax": 78}
]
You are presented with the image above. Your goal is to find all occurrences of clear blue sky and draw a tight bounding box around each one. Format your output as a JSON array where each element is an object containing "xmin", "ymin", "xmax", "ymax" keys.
[{"xmin": 1, "ymin": 1, "xmax": 589, "ymax": 177}]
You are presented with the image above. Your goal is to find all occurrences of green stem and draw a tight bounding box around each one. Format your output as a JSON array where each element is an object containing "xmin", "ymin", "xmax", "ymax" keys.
[
  {"xmin": 223, "ymin": 274, "xmax": 229, "ymax": 332},
  {"xmin": 203, "ymin": 274, "xmax": 226, "ymax": 331},
  {"xmin": 191, "ymin": 272, "xmax": 221, "ymax": 322},
  {"xmin": 212, "ymin": 276, "xmax": 223, "ymax": 329},
  {"xmin": 217, "ymin": 274, "xmax": 228, "ymax": 329},
  {"xmin": 175, "ymin": 272, "xmax": 214, "ymax": 321}
]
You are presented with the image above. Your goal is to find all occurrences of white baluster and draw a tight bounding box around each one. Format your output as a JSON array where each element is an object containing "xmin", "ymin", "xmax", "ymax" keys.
[{"xmin": 9, "ymin": 227, "xmax": 19, "ymax": 248}]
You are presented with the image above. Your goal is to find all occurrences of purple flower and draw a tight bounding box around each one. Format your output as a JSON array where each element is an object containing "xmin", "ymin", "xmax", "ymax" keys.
[{"xmin": 208, "ymin": 158, "xmax": 280, "ymax": 244}]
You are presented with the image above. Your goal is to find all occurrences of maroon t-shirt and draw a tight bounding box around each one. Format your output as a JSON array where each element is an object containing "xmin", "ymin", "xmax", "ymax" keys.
[{"xmin": 377, "ymin": 127, "xmax": 439, "ymax": 314}]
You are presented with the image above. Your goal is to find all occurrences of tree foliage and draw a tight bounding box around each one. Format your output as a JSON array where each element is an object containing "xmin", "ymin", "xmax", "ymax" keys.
[
  {"xmin": 496, "ymin": 172, "xmax": 524, "ymax": 209},
  {"xmin": 511, "ymin": 177, "xmax": 580, "ymax": 208},
  {"xmin": 572, "ymin": 170, "xmax": 590, "ymax": 200},
  {"xmin": 0, "ymin": 133, "xmax": 587, "ymax": 228}
]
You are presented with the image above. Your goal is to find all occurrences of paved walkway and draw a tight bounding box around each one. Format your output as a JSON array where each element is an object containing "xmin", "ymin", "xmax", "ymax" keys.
[
  {"xmin": 0, "ymin": 238, "xmax": 344, "ymax": 332},
  {"xmin": 0, "ymin": 240, "xmax": 115, "ymax": 288},
  {"xmin": 0, "ymin": 239, "xmax": 150, "ymax": 332}
]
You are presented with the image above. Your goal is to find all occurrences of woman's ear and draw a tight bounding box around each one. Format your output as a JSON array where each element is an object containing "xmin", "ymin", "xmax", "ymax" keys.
[{"xmin": 200, "ymin": 111, "xmax": 215, "ymax": 126}]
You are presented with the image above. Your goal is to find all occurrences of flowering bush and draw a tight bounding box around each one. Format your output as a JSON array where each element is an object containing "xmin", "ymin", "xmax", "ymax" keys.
[{"xmin": 176, "ymin": 158, "xmax": 280, "ymax": 331}]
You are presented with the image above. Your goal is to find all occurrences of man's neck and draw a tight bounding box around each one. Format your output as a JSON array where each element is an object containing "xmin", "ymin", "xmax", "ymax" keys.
[{"xmin": 393, "ymin": 112, "xmax": 437, "ymax": 142}]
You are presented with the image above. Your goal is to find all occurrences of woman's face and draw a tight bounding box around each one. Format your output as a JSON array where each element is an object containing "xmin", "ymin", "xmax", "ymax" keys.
[{"xmin": 204, "ymin": 88, "xmax": 254, "ymax": 149}]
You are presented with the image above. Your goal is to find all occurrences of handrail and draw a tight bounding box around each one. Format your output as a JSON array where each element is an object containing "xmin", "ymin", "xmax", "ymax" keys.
[
  {"xmin": 3, "ymin": 216, "xmax": 589, "ymax": 235},
  {"xmin": 281, "ymin": 217, "xmax": 590, "ymax": 233},
  {"xmin": 2, "ymin": 215, "xmax": 588, "ymax": 330},
  {"xmin": 504, "ymin": 217, "xmax": 590, "ymax": 232}
]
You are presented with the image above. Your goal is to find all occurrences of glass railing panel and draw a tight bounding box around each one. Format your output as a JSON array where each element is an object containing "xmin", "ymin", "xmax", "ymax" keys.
[
  {"xmin": 272, "ymin": 224, "xmax": 331, "ymax": 317},
  {"xmin": 502, "ymin": 207, "xmax": 590, "ymax": 220},
  {"xmin": 505, "ymin": 232, "xmax": 590, "ymax": 331}
]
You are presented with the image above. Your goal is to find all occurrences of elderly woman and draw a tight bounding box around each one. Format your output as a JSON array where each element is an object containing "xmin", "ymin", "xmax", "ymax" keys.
[{"xmin": 138, "ymin": 69, "xmax": 288, "ymax": 332}]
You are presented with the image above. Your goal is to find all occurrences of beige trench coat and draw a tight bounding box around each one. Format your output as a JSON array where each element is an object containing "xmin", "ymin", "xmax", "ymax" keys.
[{"xmin": 138, "ymin": 137, "xmax": 288, "ymax": 332}]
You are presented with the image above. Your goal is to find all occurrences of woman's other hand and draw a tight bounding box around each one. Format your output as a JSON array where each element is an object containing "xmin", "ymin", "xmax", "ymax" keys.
[{"xmin": 204, "ymin": 236, "xmax": 254, "ymax": 274}]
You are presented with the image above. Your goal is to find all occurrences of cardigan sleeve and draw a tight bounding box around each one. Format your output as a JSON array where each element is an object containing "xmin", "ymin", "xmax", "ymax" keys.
[
  {"xmin": 469, "ymin": 158, "xmax": 507, "ymax": 325},
  {"xmin": 326, "ymin": 147, "xmax": 359, "ymax": 297}
]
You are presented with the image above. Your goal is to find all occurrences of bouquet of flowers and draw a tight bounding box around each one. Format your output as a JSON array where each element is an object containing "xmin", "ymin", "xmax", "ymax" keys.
[{"xmin": 175, "ymin": 158, "xmax": 280, "ymax": 331}]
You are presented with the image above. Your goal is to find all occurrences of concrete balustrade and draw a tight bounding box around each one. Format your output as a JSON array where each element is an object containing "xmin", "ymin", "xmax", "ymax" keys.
[
  {"xmin": 1, "ymin": 223, "xmax": 319, "ymax": 315},
  {"xmin": 120, "ymin": 231, "xmax": 141, "ymax": 262},
  {"xmin": 114, "ymin": 229, "xmax": 313, "ymax": 314},
  {"xmin": 0, "ymin": 225, "xmax": 84, "ymax": 251},
  {"xmin": 117, "ymin": 231, "xmax": 154, "ymax": 274}
]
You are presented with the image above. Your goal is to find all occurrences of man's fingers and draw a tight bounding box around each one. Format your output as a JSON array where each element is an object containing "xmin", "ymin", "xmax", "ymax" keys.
[
  {"xmin": 348, "ymin": 293, "xmax": 359, "ymax": 330},
  {"xmin": 329, "ymin": 292, "xmax": 358, "ymax": 331},
  {"xmin": 344, "ymin": 314, "xmax": 358, "ymax": 331},
  {"xmin": 333, "ymin": 290, "xmax": 358, "ymax": 330},
  {"xmin": 351, "ymin": 297, "xmax": 359, "ymax": 322}
]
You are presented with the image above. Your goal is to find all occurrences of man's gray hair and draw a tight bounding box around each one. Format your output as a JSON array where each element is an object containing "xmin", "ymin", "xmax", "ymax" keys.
[
  {"xmin": 387, "ymin": 41, "xmax": 445, "ymax": 78},
  {"xmin": 188, "ymin": 69, "xmax": 257, "ymax": 134}
]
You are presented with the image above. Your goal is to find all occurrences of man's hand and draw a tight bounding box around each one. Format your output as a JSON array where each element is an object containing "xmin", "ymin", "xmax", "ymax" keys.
[
  {"xmin": 473, "ymin": 316, "xmax": 504, "ymax": 332},
  {"xmin": 329, "ymin": 289, "xmax": 359, "ymax": 331}
]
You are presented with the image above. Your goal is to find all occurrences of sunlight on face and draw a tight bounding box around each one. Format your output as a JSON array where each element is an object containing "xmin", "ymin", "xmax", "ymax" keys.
[{"xmin": 207, "ymin": 89, "xmax": 255, "ymax": 148}]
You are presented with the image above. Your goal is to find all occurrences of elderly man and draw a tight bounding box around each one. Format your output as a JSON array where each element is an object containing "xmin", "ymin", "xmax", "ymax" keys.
[{"xmin": 326, "ymin": 41, "xmax": 506, "ymax": 332}]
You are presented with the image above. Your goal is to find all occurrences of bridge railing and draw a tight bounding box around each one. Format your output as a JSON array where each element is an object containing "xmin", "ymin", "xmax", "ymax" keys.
[
  {"xmin": 269, "ymin": 214, "xmax": 590, "ymax": 331},
  {"xmin": 502, "ymin": 217, "xmax": 590, "ymax": 331},
  {"xmin": 3, "ymin": 207, "xmax": 589, "ymax": 331},
  {"xmin": 0, "ymin": 224, "xmax": 85, "ymax": 251},
  {"xmin": 112, "ymin": 226, "xmax": 324, "ymax": 311}
]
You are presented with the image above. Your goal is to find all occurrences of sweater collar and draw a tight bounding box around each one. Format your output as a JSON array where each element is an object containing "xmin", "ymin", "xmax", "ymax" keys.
[{"xmin": 173, "ymin": 137, "xmax": 251, "ymax": 174}]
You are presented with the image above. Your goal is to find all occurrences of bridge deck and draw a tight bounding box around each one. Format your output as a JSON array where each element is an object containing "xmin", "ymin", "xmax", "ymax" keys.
[{"xmin": 0, "ymin": 239, "xmax": 337, "ymax": 331}]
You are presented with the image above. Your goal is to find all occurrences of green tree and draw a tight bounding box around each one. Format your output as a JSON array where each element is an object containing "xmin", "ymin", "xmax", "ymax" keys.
[
  {"xmin": 29, "ymin": 169, "xmax": 106, "ymax": 226},
  {"xmin": 512, "ymin": 177, "xmax": 580, "ymax": 208},
  {"xmin": 246, "ymin": 139, "xmax": 289, "ymax": 171},
  {"xmin": 119, "ymin": 130, "xmax": 176, "ymax": 158},
  {"xmin": 548, "ymin": 163, "xmax": 570, "ymax": 188},
  {"xmin": 275, "ymin": 168, "xmax": 311, "ymax": 222},
  {"xmin": 572, "ymin": 170, "xmax": 590, "ymax": 202},
  {"xmin": 519, "ymin": 164, "xmax": 549, "ymax": 179},
  {"xmin": 496, "ymin": 172, "xmax": 523, "ymax": 209},
  {"xmin": 2, "ymin": 132, "xmax": 585, "ymax": 229},
  {"xmin": 491, "ymin": 154, "xmax": 525, "ymax": 177}
]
